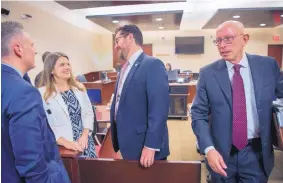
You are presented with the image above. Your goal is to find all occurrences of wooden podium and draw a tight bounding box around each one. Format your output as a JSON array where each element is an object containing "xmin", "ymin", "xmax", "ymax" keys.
[{"xmin": 59, "ymin": 146, "xmax": 202, "ymax": 183}]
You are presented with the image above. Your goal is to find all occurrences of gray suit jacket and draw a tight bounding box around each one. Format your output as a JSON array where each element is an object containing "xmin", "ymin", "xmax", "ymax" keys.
[{"xmin": 191, "ymin": 54, "xmax": 283, "ymax": 175}]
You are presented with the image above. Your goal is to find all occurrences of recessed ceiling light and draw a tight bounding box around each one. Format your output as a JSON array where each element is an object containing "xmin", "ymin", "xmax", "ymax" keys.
[
  {"xmin": 158, "ymin": 26, "xmax": 164, "ymax": 29},
  {"xmin": 260, "ymin": 23, "xmax": 266, "ymax": 27},
  {"xmin": 281, "ymin": 14, "xmax": 283, "ymax": 17},
  {"xmin": 112, "ymin": 20, "xmax": 119, "ymax": 24},
  {"xmin": 233, "ymin": 15, "xmax": 240, "ymax": 19},
  {"xmin": 156, "ymin": 18, "xmax": 163, "ymax": 21}
]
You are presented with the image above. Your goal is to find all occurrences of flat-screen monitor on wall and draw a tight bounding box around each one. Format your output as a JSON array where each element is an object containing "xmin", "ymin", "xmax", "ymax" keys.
[{"xmin": 175, "ymin": 36, "xmax": 204, "ymax": 54}]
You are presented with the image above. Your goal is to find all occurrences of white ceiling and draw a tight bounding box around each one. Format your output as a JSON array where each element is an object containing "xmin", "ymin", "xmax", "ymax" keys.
[{"xmin": 23, "ymin": 0, "xmax": 283, "ymax": 33}]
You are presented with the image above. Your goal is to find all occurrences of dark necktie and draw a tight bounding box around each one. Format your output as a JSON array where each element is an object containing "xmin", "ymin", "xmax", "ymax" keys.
[{"xmin": 232, "ymin": 64, "xmax": 247, "ymax": 150}]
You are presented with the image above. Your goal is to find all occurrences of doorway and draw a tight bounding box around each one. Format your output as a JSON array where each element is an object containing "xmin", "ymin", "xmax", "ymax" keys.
[{"xmin": 268, "ymin": 45, "xmax": 283, "ymax": 69}]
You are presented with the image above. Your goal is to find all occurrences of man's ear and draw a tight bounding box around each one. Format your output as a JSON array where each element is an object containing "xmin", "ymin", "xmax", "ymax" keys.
[
  {"xmin": 242, "ymin": 34, "xmax": 249, "ymax": 47},
  {"xmin": 243, "ymin": 34, "xmax": 249, "ymax": 43},
  {"xmin": 12, "ymin": 44, "xmax": 23, "ymax": 58},
  {"xmin": 128, "ymin": 33, "xmax": 134, "ymax": 42}
]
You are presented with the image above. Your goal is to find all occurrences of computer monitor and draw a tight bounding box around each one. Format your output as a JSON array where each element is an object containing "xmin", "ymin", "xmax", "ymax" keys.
[
  {"xmin": 167, "ymin": 70, "xmax": 178, "ymax": 83},
  {"xmin": 100, "ymin": 71, "xmax": 107, "ymax": 81},
  {"xmin": 192, "ymin": 73, "xmax": 199, "ymax": 80}
]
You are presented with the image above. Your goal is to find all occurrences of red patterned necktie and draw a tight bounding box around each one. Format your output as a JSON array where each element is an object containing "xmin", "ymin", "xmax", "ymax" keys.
[
  {"xmin": 115, "ymin": 62, "xmax": 129, "ymax": 119},
  {"xmin": 232, "ymin": 64, "xmax": 247, "ymax": 150}
]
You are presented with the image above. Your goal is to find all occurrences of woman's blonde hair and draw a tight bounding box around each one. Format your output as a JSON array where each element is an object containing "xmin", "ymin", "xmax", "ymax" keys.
[{"xmin": 38, "ymin": 52, "xmax": 85, "ymax": 102}]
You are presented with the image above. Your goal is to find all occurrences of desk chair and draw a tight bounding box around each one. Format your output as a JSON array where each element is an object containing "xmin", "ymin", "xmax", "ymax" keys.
[{"xmin": 86, "ymin": 89, "xmax": 101, "ymax": 104}]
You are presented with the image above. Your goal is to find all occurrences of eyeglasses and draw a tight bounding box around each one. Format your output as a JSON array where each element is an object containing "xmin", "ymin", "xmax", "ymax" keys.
[
  {"xmin": 213, "ymin": 34, "xmax": 244, "ymax": 46},
  {"xmin": 115, "ymin": 36, "xmax": 123, "ymax": 44}
]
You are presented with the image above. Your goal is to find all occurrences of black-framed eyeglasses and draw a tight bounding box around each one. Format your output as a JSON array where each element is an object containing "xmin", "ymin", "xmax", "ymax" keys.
[{"xmin": 213, "ymin": 34, "xmax": 244, "ymax": 46}]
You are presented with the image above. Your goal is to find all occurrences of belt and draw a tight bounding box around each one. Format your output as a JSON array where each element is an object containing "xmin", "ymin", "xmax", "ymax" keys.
[
  {"xmin": 247, "ymin": 137, "xmax": 261, "ymax": 145},
  {"xmin": 230, "ymin": 137, "xmax": 261, "ymax": 155}
]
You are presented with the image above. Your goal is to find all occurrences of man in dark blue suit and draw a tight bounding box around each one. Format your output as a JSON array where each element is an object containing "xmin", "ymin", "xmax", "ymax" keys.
[
  {"xmin": 1, "ymin": 21, "xmax": 70, "ymax": 183},
  {"xmin": 191, "ymin": 21, "xmax": 283, "ymax": 182},
  {"xmin": 110, "ymin": 25, "xmax": 170, "ymax": 167}
]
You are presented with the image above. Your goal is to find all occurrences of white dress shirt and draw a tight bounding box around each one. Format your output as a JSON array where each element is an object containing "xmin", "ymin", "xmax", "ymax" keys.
[{"xmin": 115, "ymin": 49, "xmax": 143, "ymax": 110}]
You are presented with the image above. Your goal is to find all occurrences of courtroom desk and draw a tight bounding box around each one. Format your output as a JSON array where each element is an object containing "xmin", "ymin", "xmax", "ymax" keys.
[
  {"xmin": 168, "ymin": 82, "xmax": 197, "ymax": 119},
  {"xmin": 59, "ymin": 146, "xmax": 81, "ymax": 183},
  {"xmin": 84, "ymin": 71, "xmax": 101, "ymax": 82},
  {"xmin": 95, "ymin": 105, "xmax": 111, "ymax": 142},
  {"xmin": 94, "ymin": 105, "xmax": 121, "ymax": 159},
  {"xmin": 273, "ymin": 109, "xmax": 283, "ymax": 151},
  {"xmin": 83, "ymin": 80, "xmax": 115, "ymax": 105},
  {"xmin": 59, "ymin": 145, "xmax": 201, "ymax": 183},
  {"xmin": 79, "ymin": 159, "xmax": 201, "ymax": 183},
  {"xmin": 107, "ymin": 71, "xmax": 117, "ymax": 81},
  {"xmin": 178, "ymin": 73, "xmax": 193, "ymax": 80},
  {"xmin": 96, "ymin": 105, "xmax": 110, "ymax": 123}
]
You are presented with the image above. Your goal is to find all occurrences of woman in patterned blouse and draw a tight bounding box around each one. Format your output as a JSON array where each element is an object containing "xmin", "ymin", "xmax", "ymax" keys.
[{"xmin": 38, "ymin": 52, "xmax": 97, "ymax": 158}]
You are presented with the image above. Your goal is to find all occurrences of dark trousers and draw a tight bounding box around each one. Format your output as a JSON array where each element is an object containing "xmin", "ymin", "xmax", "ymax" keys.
[
  {"xmin": 211, "ymin": 138, "xmax": 268, "ymax": 183},
  {"xmin": 159, "ymin": 157, "xmax": 167, "ymax": 161}
]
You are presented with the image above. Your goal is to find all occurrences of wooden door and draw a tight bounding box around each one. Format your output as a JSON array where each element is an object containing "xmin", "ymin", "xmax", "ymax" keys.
[{"xmin": 268, "ymin": 45, "xmax": 283, "ymax": 68}]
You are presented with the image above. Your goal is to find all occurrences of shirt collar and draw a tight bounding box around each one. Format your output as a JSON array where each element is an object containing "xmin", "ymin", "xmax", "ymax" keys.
[
  {"xmin": 1, "ymin": 63, "xmax": 23, "ymax": 77},
  {"xmin": 225, "ymin": 53, "xmax": 249, "ymax": 71},
  {"xmin": 128, "ymin": 49, "xmax": 143, "ymax": 66}
]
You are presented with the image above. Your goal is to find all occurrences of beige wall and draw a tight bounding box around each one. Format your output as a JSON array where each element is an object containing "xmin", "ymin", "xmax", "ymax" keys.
[
  {"xmin": 144, "ymin": 28, "xmax": 283, "ymax": 72},
  {"xmin": 1, "ymin": 1, "xmax": 113, "ymax": 84}
]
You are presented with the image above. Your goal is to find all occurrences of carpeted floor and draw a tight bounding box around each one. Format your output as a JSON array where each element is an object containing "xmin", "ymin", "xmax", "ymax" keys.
[{"xmin": 166, "ymin": 119, "xmax": 283, "ymax": 183}]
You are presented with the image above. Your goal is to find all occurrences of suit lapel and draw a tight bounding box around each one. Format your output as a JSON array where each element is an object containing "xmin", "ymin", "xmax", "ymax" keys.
[
  {"xmin": 52, "ymin": 89, "xmax": 69, "ymax": 117},
  {"xmin": 214, "ymin": 60, "xmax": 232, "ymax": 108},
  {"xmin": 118, "ymin": 53, "xmax": 145, "ymax": 107},
  {"xmin": 247, "ymin": 54, "xmax": 263, "ymax": 111}
]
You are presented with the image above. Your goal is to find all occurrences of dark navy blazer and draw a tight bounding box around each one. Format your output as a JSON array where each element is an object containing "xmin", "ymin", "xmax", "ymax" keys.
[
  {"xmin": 191, "ymin": 54, "xmax": 283, "ymax": 176},
  {"xmin": 110, "ymin": 53, "xmax": 170, "ymax": 160},
  {"xmin": 1, "ymin": 64, "xmax": 70, "ymax": 183}
]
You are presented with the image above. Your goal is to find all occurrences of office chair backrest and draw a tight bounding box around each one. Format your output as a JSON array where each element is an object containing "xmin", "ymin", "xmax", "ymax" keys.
[{"xmin": 86, "ymin": 89, "xmax": 101, "ymax": 104}]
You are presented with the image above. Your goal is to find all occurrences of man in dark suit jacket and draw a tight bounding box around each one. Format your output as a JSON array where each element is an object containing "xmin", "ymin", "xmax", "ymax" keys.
[
  {"xmin": 1, "ymin": 21, "xmax": 70, "ymax": 183},
  {"xmin": 191, "ymin": 20, "xmax": 283, "ymax": 182},
  {"xmin": 110, "ymin": 25, "xmax": 170, "ymax": 167}
]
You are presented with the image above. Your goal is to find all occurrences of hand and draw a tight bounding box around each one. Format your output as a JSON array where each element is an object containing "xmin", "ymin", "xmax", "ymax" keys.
[
  {"xmin": 78, "ymin": 133, "xmax": 89, "ymax": 150},
  {"xmin": 65, "ymin": 141, "xmax": 83, "ymax": 152},
  {"xmin": 206, "ymin": 149, "xmax": 227, "ymax": 177},
  {"xmin": 140, "ymin": 147, "xmax": 155, "ymax": 168}
]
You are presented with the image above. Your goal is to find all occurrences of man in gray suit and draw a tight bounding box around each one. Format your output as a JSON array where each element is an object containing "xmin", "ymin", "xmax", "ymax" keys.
[{"xmin": 191, "ymin": 20, "xmax": 283, "ymax": 182}]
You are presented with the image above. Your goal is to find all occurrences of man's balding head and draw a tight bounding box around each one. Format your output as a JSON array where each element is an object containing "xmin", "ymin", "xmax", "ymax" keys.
[
  {"xmin": 217, "ymin": 21, "xmax": 244, "ymax": 35},
  {"xmin": 215, "ymin": 20, "xmax": 249, "ymax": 64}
]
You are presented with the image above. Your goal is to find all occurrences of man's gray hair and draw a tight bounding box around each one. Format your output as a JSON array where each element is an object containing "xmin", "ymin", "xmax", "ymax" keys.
[{"xmin": 1, "ymin": 21, "xmax": 24, "ymax": 58}]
